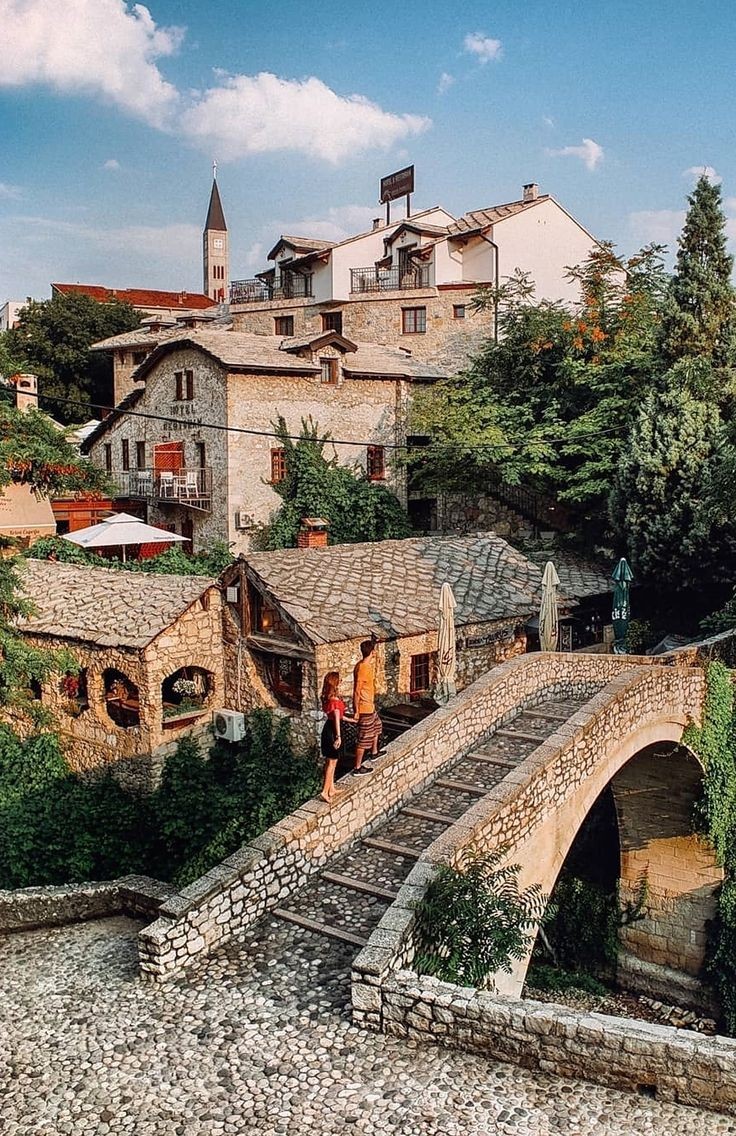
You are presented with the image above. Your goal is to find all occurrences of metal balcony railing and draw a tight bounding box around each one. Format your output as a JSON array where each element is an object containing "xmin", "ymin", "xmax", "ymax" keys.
[
  {"xmin": 350, "ymin": 265, "xmax": 431, "ymax": 293},
  {"xmin": 230, "ymin": 273, "xmax": 313, "ymax": 304},
  {"xmin": 112, "ymin": 467, "xmax": 213, "ymax": 512}
]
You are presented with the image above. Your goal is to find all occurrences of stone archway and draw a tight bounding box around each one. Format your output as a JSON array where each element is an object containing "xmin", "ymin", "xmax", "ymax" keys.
[{"xmin": 494, "ymin": 717, "xmax": 723, "ymax": 999}]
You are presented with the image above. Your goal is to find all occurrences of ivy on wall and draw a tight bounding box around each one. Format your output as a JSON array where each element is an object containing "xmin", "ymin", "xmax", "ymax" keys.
[{"xmin": 682, "ymin": 660, "xmax": 736, "ymax": 1032}]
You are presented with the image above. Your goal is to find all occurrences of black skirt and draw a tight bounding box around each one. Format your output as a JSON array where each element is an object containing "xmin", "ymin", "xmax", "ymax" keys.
[{"xmin": 320, "ymin": 719, "xmax": 344, "ymax": 760}]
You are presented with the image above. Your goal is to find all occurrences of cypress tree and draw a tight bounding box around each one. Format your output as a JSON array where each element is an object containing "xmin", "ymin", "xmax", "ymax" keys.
[{"xmin": 661, "ymin": 174, "xmax": 736, "ymax": 367}]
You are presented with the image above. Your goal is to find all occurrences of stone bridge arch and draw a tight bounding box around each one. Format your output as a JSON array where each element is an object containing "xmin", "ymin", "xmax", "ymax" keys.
[{"xmin": 442, "ymin": 665, "xmax": 722, "ymax": 1002}]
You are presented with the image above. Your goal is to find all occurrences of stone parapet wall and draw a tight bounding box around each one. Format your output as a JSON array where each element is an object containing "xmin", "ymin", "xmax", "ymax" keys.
[
  {"xmin": 351, "ymin": 657, "xmax": 706, "ymax": 1015},
  {"xmin": 378, "ymin": 970, "xmax": 736, "ymax": 1115},
  {"xmin": 137, "ymin": 651, "xmax": 626, "ymax": 979},
  {"xmin": 0, "ymin": 875, "xmax": 173, "ymax": 933}
]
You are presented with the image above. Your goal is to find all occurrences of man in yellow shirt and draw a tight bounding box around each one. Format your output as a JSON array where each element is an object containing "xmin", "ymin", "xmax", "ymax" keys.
[{"xmin": 352, "ymin": 638, "xmax": 382, "ymax": 774}]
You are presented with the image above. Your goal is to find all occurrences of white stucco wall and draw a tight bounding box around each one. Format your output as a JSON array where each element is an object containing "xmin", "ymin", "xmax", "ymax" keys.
[{"xmin": 491, "ymin": 198, "xmax": 599, "ymax": 304}]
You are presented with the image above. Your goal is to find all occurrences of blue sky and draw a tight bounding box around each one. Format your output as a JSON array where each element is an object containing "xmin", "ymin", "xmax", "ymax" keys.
[{"xmin": 2, "ymin": 0, "xmax": 736, "ymax": 301}]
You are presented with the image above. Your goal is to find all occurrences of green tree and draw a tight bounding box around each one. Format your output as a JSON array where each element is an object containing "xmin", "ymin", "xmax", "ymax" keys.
[
  {"xmin": 411, "ymin": 245, "xmax": 668, "ymax": 541},
  {"xmin": 3, "ymin": 292, "xmax": 140, "ymax": 423},
  {"xmin": 660, "ymin": 174, "xmax": 736, "ymax": 370},
  {"xmin": 263, "ymin": 417, "xmax": 411, "ymax": 549},
  {"xmin": 609, "ymin": 374, "xmax": 733, "ymax": 591}
]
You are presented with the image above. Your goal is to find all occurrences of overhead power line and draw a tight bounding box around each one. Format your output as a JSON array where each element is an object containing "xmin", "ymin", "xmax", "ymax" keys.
[{"xmin": 43, "ymin": 393, "xmax": 624, "ymax": 453}]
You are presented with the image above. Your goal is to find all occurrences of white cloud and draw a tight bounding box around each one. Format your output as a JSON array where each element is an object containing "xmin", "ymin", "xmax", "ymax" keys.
[
  {"xmin": 243, "ymin": 241, "xmax": 264, "ymax": 271},
  {"xmin": 547, "ymin": 137, "xmax": 604, "ymax": 171},
  {"xmin": 437, "ymin": 72, "xmax": 455, "ymax": 95},
  {"xmin": 0, "ymin": 0, "xmax": 184, "ymax": 128},
  {"xmin": 628, "ymin": 209, "xmax": 685, "ymax": 249},
  {"xmin": 270, "ymin": 205, "xmax": 380, "ymax": 244},
  {"xmin": 0, "ymin": 183, "xmax": 22, "ymax": 199},
  {"xmin": 463, "ymin": 32, "xmax": 503, "ymax": 64},
  {"xmin": 683, "ymin": 165, "xmax": 722, "ymax": 185},
  {"xmin": 179, "ymin": 72, "xmax": 430, "ymax": 164},
  {"xmin": 103, "ymin": 159, "xmax": 121, "ymax": 171},
  {"xmin": 725, "ymin": 197, "xmax": 736, "ymax": 213}
]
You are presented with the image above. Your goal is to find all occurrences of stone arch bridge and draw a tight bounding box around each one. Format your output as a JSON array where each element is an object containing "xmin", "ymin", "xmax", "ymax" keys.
[{"xmin": 134, "ymin": 646, "xmax": 732, "ymax": 1018}]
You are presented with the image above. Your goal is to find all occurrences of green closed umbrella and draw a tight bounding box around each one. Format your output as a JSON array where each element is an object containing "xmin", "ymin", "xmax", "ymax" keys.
[{"xmin": 611, "ymin": 558, "xmax": 633, "ymax": 654}]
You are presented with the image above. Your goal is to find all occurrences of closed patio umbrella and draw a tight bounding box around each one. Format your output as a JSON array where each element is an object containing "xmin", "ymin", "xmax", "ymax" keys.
[
  {"xmin": 539, "ymin": 560, "xmax": 560, "ymax": 652},
  {"xmin": 63, "ymin": 512, "xmax": 187, "ymax": 563},
  {"xmin": 611, "ymin": 557, "xmax": 634, "ymax": 654},
  {"xmin": 434, "ymin": 582, "xmax": 457, "ymax": 704}
]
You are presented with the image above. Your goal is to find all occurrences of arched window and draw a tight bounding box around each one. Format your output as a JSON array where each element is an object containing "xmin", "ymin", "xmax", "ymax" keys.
[
  {"xmin": 161, "ymin": 666, "xmax": 213, "ymax": 726},
  {"xmin": 59, "ymin": 669, "xmax": 89, "ymax": 716},
  {"xmin": 103, "ymin": 668, "xmax": 140, "ymax": 728}
]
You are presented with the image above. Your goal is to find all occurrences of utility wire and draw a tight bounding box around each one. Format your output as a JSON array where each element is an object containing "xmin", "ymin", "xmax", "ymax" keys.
[{"xmin": 44, "ymin": 393, "xmax": 626, "ymax": 453}]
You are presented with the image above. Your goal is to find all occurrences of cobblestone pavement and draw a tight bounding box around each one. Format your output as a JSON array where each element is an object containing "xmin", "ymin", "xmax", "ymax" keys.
[{"xmin": 1, "ymin": 915, "xmax": 733, "ymax": 1136}]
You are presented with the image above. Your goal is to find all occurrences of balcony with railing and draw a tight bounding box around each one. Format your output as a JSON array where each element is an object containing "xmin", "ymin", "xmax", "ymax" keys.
[
  {"xmin": 230, "ymin": 273, "xmax": 313, "ymax": 304},
  {"xmin": 112, "ymin": 467, "xmax": 213, "ymax": 512},
  {"xmin": 350, "ymin": 265, "xmax": 431, "ymax": 294}
]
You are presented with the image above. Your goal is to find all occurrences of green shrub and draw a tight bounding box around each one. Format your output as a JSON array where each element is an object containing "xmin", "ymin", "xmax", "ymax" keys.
[
  {"xmin": 526, "ymin": 963, "xmax": 609, "ymax": 997},
  {"xmin": 413, "ymin": 847, "xmax": 545, "ymax": 988}
]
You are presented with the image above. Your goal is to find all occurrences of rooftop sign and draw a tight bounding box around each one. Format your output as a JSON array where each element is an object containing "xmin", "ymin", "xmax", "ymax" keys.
[{"xmin": 380, "ymin": 165, "xmax": 415, "ymax": 204}]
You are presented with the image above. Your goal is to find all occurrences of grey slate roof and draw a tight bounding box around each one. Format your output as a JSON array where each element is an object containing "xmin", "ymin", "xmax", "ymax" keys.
[
  {"xmin": 19, "ymin": 560, "xmax": 215, "ymax": 649},
  {"xmin": 524, "ymin": 548, "xmax": 613, "ymax": 602},
  {"xmin": 244, "ymin": 533, "xmax": 578, "ymax": 646},
  {"xmin": 447, "ymin": 196, "xmax": 550, "ymax": 238}
]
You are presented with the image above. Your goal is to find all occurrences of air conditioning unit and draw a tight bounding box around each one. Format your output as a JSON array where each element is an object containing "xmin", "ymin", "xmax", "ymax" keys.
[{"xmin": 212, "ymin": 709, "xmax": 246, "ymax": 743}]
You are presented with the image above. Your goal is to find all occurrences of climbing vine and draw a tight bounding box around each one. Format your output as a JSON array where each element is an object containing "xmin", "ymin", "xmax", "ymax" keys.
[{"xmin": 682, "ymin": 660, "xmax": 736, "ymax": 1032}]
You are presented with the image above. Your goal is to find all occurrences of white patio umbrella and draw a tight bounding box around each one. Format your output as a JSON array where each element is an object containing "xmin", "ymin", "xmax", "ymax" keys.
[
  {"xmin": 63, "ymin": 512, "xmax": 187, "ymax": 563},
  {"xmin": 539, "ymin": 560, "xmax": 560, "ymax": 652},
  {"xmin": 434, "ymin": 581, "xmax": 457, "ymax": 704}
]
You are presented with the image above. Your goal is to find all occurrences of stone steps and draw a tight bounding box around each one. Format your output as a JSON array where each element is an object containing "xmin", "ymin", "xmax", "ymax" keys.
[{"xmin": 271, "ymin": 692, "xmax": 591, "ymax": 952}]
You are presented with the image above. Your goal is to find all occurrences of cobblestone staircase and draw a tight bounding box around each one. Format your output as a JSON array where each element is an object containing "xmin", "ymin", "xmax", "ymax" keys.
[{"xmin": 272, "ymin": 694, "xmax": 588, "ymax": 950}]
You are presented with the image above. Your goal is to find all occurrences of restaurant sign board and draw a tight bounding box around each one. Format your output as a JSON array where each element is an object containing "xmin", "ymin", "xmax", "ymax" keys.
[{"xmin": 380, "ymin": 165, "xmax": 415, "ymax": 204}]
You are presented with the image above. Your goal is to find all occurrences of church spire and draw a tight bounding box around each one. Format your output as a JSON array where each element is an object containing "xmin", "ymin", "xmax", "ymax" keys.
[
  {"xmin": 203, "ymin": 170, "xmax": 229, "ymax": 301},
  {"xmin": 204, "ymin": 175, "xmax": 227, "ymax": 232}
]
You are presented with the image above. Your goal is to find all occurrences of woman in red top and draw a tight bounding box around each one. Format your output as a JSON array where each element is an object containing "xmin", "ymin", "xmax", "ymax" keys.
[{"xmin": 320, "ymin": 671, "xmax": 352, "ymax": 802}]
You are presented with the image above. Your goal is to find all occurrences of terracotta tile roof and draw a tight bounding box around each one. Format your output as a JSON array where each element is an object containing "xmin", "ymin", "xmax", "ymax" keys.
[
  {"xmin": 244, "ymin": 533, "xmax": 577, "ymax": 645},
  {"xmin": 446, "ymin": 196, "xmax": 550, "ymax": 238},
  {"xmin": 19, "ymin": 560, "xmax": 215, "ymax": 649},
  {"xmin": 52, "ymin": 283, "xmax": 215, "ymax": 310}
]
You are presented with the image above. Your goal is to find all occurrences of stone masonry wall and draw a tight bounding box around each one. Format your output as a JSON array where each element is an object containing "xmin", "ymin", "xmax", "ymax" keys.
[
  {"xmin": 0, "ymin": 875, "xmax": 173, "ymax": 933},
  {"xmin": 137, "ymin": 651, "xmax": 641, "ymax": 980},
  {"xmin": 378, "ymin": 970, "xmax": 736, "ymax": 1115}
]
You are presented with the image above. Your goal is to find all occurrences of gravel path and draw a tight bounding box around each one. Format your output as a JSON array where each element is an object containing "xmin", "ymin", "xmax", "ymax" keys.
[{"xmin": 0, "ymin": 915, "xmax": 733, "ymax": 1136}]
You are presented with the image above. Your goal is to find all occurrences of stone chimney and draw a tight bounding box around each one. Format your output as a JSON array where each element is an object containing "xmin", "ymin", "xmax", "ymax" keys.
[
  {"xmin": 372, "ymin": 218, "xmax": 382, "ymax": 231},
  {"xmin": 297, "ymin": 517, "xmax": 329, "ymax": 549},
  {"xmin": 12, "ymin": 373, "xmax": 38, "ymax": 413},
  {"xmin": 522, "ymin": 183, "xmax": 539, "ymax": 203}
]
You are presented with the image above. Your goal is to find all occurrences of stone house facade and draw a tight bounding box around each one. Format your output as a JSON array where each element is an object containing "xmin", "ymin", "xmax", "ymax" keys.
[
  {"xmin": 229, "ymin": 185, "xmax": 602, "ymax": 372},
  {"xmin": 82, "ymin": 329, "xmax": 446, "ymax": 555},
  {"xmin": 219, "ymin": 532, "xmax": 609, "ymax": 748},
  {"xmin": 17, "ymin": 560, "xmax": 224, "ymax": 791}
]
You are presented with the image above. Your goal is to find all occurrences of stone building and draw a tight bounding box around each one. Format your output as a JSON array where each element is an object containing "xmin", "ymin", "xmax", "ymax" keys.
[
  {"xmin": 82, "ymin": 329, "xmax": 447, "ymax": 555},
  {"xmin": 18, "ymin": 559, "xmax": 224, "ymax": 790},
  {"xmin": 229, "ymin": 184, "xmax": 601, "ymax": 372},
  {"xmin": 219, "ymin": 532, "xmax": 609, "ymax": 748}
]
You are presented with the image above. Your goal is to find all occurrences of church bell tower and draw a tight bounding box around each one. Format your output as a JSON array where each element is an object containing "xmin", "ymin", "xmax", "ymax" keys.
[{"xmin": 203, "ymin": 164, "xmax": 228, "ymax": 302}]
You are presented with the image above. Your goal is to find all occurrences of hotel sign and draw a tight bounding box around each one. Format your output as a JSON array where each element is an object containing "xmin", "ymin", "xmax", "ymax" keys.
[{"xmin": 380, "ymin": 165, "xmax": 415, "ymax": 204}]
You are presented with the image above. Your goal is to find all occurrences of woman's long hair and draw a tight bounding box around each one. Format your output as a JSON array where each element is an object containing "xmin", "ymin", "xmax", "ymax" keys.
[{"xmin": 320, "ymin": 670, "xmax": 340, "ymax": 709}]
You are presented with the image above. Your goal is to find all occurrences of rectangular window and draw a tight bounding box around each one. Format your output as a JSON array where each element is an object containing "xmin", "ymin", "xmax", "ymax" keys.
[
  {"xmin": 322, "ymin": 311, "xmax": 343, "ymax": 334},
  {"xmin": 453, "ymin": 304, "xmax": 466, "ymax": 320},
  {"xmin": 271, "ymin": 447, "xmax": 287, "ymax": 483},
  {"xmin": 274, "ymin": 315, "xmax": 294, "ymax": 336},
  {"xmin": 367, "ymin": 445, "xmax": 385, "ymax": 481},
  {"xmin": 196, "ymin": 442, "xmax": 206, "ymax": 469},
  {"xmin": 320, "ymin": 357, "xmax": 339, "ymax": 384},
  {"xmin": 121, "ymin": 439, "xmax": 130, "ymax": 471},
  {"xmin": 104, "ymin": 443, "xmax": 112, "ymax": 473},
  {"xmin": 410, "ymin": 653, "xmax": 432, "ymax": 700},
  {"xmin": 136, "ymin": 441, "xmax": 145, "ymax": 470},
  {"xmin": 402, "ymin": 306, "xmax": 427, "ymax": 334},
  {"xmin": 174, "ymin": 370, "xmax": 194, "ymax": 400}
]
